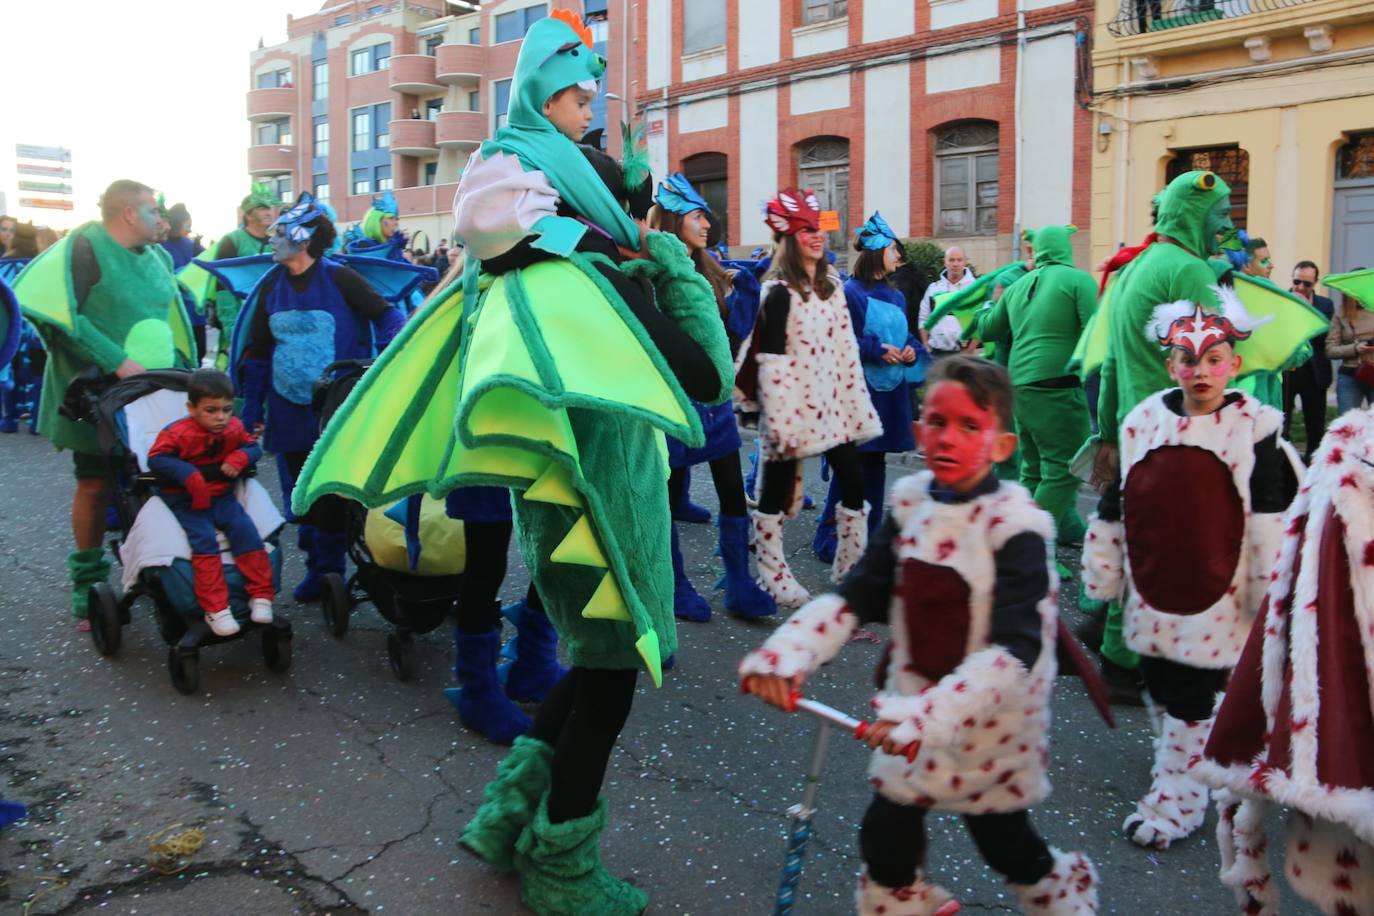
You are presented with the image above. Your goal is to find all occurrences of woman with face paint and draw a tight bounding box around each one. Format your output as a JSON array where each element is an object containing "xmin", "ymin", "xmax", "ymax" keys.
[
  {"xmin": 736, "ymin": 188, "xmax": 882, "ymax": 607},
  {"xmin": 648, "ymin": 173, "xmax": 777, "ymax": 622},
  {"xmin": 236, "ymin": 194, "xmax": 404, "ymax": 602}
]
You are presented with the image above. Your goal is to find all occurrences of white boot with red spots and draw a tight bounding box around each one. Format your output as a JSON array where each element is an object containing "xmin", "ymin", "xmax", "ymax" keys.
[
  {"xmin": 1011, "ymin": 848, "xmax": 1099, "ymax": 914},
  {"xmin": 751, "ymin": 510, "xmax": 810, "ymax": 609},
  {"xmin": 831, "ymin": 501, "xmax": 870, "ymax": 583},
  {"xmin": 856, "ymin": 868, "xmax": 962, "ymax": 916},
  {"xmin": 1123, "ymin": 714, "xmax": 1211, "ymax": 848},
  {"xmin": 1215, "ymin": 793, "xmax": 1278, "ymax": 916}
]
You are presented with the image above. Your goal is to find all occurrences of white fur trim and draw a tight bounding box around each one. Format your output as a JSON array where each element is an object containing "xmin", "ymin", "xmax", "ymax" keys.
[
  {"xmin": 1080, "ymin": 515, "xmax": 1125, "ymax": 602},
  {"xmin": 1145, "ymin": 299, "xmax": 1200, "ymax": 343},
  {"xmin": 738, "ymin": 593, "xmax": 854, "ymax": 680},
  {"xmin": 754, "ymin": 281, "xmax": 882, "ymax": 462},
  {"xmin": 1125, "ymin": 714, "xmax": 1212, "ymax": 848},
  {"xmin": 877, "ymin": 647, "xmax": 1027, "ymax": 748},
  {"xmin": 856, "ymin": 869, "xmax": 958, "ymax": 916},
  {"xmin": 1213, "ymin": 283, "xmax": 1276, "ymax": 335},
  {"xmin": 749, "ymin": 510, "xmax": 811, "ymax": 608},
  {"xmin": 1119, "ymin": 391, "xmax": 1284, "ymax": 668},
  {"xmin": 1283, "ymin": 812, "xmax": 1374, "ymax": 916},
  {"xmin": 1245, "ymin": 513, "xmax": 1285, "ymax": 616},
  {"xmin": 1012, "ymin": 848, "xmax": 1099, "ymax": 915},
  {"xmin": 831, "ymin": 501, "xmax": 869, "ymax": 583}
]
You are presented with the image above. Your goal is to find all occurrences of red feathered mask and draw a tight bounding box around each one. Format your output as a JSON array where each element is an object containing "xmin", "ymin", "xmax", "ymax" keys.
[{"xmin": 764, "ymin": 188, "xmax": 821, "ymax": 236}]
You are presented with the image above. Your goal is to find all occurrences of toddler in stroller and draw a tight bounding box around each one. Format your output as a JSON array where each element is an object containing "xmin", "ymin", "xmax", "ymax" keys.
[{"xmin": 65, "ymin": 367, "xmax": 292, "ymax": 694}]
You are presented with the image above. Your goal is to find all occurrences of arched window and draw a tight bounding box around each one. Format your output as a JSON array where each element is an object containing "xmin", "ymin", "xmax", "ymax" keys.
[
  {"xmin": 934, "ymin": 121, "xmax": 998, "ymax": 237},
  {"xmin": 797, "ymin": 136, "xmax": 850, "ymax": 261},
  {"xmin": 1337, "ymin": 132, "xmax": 1374, "ymax": 181},
  {"xmin": 682, "ymin": 152, "xmax": 729, "ymax": 246},
  {"xmin": 1166, "ymin": 145, "xmax": 1249, "ymax": 230}
]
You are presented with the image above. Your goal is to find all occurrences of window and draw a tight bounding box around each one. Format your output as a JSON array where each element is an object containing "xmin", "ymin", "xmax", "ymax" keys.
[
  {"xmin": 423, "ymin": 34, "xmax": 443, "ymax": 55},
  {"xmin": 803, "ymin": 0, "xmax": 848, "ymax": 25},
  {"xmin": 494, "ymin": 79, "xmax": 512, "ymax": 130},
  {"xmin": 375, "ymin": 164, "xmax": 393, "ymax": 191},
  {"xmin": 683, "ymin": 0, "xmax": 726, "ymax": 53},
  {"xmin": 373, "ymin": 42, "xmax": 391, "ymax": 71},
  {"xmin": 797, "ymin": 137, "xmax": 850, "ymax": 261},
  {"xmin": 682, "ymin": 152, "xmax": 729, "ymax": 246},
  {"xmin": 313, "ymin": 173, "xmax": 329, "ymax": 202},
  {"xmin": 256, "ymin": 118, "xmax": 290, "ymax": 146},
  {"xmin": 495, "ymin": 5, "xmax": 548, "ymax": 44},
  {"xmin": 255, "ymin": 70, "xmax": 280, "ymax": 89},
  {"xmin": 1166, "ymin": 145, "xmax": 1249, "ymax": 230},
  {"xmin": 425, "ymin": 98, "xmax": 444, "ymax": 120},
  {"xmin": 334, "ymin": 13, "xmax": 352, "ymax": 26},
  {"xmin": 584, "ymin": 0, "xmax": 608, "ymax": 12},
  {"xmin": 469, "ymin": 26, "xmax": 481, "ymax": 45},
  {"xmin": 313, "ymin": 61, "xmax": 328, "ymax": 100},
  {"xmin": 313, "ymin": 118, "xmax": 329, "ymax": 158},
  {"xmin": 468, "ymin": 90, "xmax": 481, "ymax": 112},
  {"xmin": 353, "ymin": 168, "xmax": 371, "ymax": 195},
  {"xmin": 934, "ymin": 121, "xmax": 998, "ymax": 237},
  {"xmin": 353, "ymin": 109, "xmax": 371, "ymax": 152},
  {"xmin": 274, "ymin": 174, "xmax": 293, "ymax": 204},
  {"xmin": 368, "ymin": 5, "xmax": 384, "ymax": 16},
  {"xmin": 424, "ymin": 161, "xmax": 438, "ymax": 186},
  {"xmin": 1338, "ymin": 132, "xmax": 1374, "ymax": 180},
  {"xmin": 351, "ymin": 48, "xmax": 371, "ymax": 76},
  {"xmin": 374, "ymin": 102, "xmax": 391, "ymax": 148}
]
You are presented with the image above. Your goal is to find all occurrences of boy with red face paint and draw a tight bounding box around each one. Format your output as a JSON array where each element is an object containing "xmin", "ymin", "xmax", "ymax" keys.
[
  {"xmin": 741, "ymin": 356, "xmax": 1099, "ymax": 914},
  {"xmin": 1081, "ymin": 302, "xmax": 1299, "ymax": 850}
]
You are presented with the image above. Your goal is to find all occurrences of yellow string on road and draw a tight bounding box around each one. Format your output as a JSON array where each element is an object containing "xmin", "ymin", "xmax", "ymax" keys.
[
  {"xmin": 0, "ymin": 875, "xmax": 71, "ymax": 915},
  {"xmin": 147, "ymin": 823, "xmax": 205, "ymax": 875}
]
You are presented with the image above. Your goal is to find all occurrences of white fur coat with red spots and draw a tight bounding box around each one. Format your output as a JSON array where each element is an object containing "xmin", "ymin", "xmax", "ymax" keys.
[
  {"xmin": 740, "ymin": 472, "xmax": 1059, "ymax": 814},
  {"xmin": 753, "ymin": 278, "xmax": 882, "ymax": 462},
  {"xmin": 1118, "ymin": 390, "xmax": 1288, "ymax": 669}
]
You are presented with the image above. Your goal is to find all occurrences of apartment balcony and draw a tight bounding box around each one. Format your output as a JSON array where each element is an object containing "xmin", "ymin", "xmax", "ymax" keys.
[
  {"xmin": 436, "ymin": 43, "xmax": 483, "ymax": 86},
  {"xmin": 1106, "ymin": 0, "xmax": 1320, "ymax": 37},
  {"xmin": 389, "ymin": 54, "xmax": 444, "ymax": 94},
  {"xmin": 248, "ymin": 144, "xmax": 295, "ymax": 176},
  {"xmin": 391, "ymin": 118, "xmax": 439, "ymax": 156},
  {"xmin": 436, "ymin": 111, "xmax": 485, "ymax": 149},
  {"xmin": 247, "ymin": 86, "xmax": 296, "ymax": 121}
]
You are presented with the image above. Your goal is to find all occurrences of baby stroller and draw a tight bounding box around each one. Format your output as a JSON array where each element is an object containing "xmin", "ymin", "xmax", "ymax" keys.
[
  {"xmin": 311, "ymin": 360, "xmax": 466, "ymax": 681},
  {"xmin": 63, "ymin": 368, "xmax": 293, "ymax": 694}
]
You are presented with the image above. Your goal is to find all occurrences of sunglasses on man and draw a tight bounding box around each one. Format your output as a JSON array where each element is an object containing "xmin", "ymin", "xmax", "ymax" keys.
[{"xmin": 1292, "ymin": 279, "xmax": 1315, "ymax": 288}]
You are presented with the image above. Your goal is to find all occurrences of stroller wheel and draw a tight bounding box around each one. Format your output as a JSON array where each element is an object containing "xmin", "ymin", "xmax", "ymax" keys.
[
  {"xmin": 168, "ymin": 647, "xmax": 199, "ymax": 695},
  {"xmin": 387, "ymin": 631, "xmax": 414, "ymax": 682},
  {"xmin": 89, "ymin": 582, "xmax": 122, "ymax": 657},
  {"xmin": 321, "ymin": 572, "xmax": 350, "ymax": 638},
  {"xmin": 262, "ymin": 627, "xmax": 293, "ymax": 674}
]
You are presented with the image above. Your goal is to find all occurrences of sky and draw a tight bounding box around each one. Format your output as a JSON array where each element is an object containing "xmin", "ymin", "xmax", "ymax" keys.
[{"xmin": 2, "ymin": 1, "xmax": 322, "ymax": 236}]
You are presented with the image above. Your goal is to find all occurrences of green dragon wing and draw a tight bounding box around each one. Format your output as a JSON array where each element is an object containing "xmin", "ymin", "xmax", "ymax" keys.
[
  {"xmin": 1070, "ymin": 275, "xmax": 1114, "ymax": 379},
  {"xmin": 1224, "ymin": 274, "xmax": 1329, "ymax": 376},
  {"xmin": 1322, "ymin": 268, "xmax": 1374, "ymax": 309}
]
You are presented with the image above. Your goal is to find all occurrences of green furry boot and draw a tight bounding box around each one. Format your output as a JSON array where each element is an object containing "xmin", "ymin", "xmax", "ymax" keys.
[
  {"xmin": 68, "ymin": 548, "xmax": 111, "ymax": 619},
  {"xmin": 513, "ymin": 795, "xmax": 648, "ymax": 916},
  {"xmin": 460, "ymin": 736, "xmax": 554, "ymax": 871}
]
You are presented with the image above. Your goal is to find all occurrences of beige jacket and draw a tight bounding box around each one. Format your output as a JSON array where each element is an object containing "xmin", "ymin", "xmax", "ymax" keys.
[{"xmin": 1325, "ymin": 306, "xmax": 1374, "ymax": 370}]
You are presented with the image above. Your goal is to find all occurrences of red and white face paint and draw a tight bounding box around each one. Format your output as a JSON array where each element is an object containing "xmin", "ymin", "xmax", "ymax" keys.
[{"xmin": 919, "ymin": 382, "xmax": 1000, "ymax": 489}]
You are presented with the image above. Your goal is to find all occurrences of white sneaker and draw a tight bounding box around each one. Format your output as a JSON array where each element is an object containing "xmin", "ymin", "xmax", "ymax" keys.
[
  {"xmin": 249, "ymin": 598, "xmax": 274, "ymax": 624},
  {"xmin": 205, "ymin": 608, "xmax": 240, "ymax": 636}
]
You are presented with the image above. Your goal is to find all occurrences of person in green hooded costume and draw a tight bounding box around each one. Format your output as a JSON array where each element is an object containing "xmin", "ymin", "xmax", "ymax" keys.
[
  {"xmin": 1084, "ymin": 170, "xmax": 1233, "ymax": 688},
  {"xmin": 12, "ymin": 179, "xmax": 195, "ymax": 627},
  {"xmin": 209, "ymin": 183, "xmax": 278, "ymax": 355},
  {"xmin": 288, "ymin": 10, "xmax": 732, "ymax": 914},
  {"xmin": 979, "ymin": 225, "xmax": 1096, "ymax": 545}
]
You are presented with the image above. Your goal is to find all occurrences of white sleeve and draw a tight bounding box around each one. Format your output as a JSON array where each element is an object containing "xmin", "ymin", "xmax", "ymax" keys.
[
  {"xmin": 738, "ymin": 594, "xmax": 858, "ymax": 680},
  {"xmin": 1080, "ymin": 515, "xmax": 1126, "ymax": 603},
  {"xmin": 452, "ymin": 150, "xmax": 560, "ymax": 262}
]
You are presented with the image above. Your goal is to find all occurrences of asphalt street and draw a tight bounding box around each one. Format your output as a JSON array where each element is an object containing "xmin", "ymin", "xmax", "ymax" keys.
[{"xmin": 0, "ymin": 429, "xmax": 1319, "ymax": 915}]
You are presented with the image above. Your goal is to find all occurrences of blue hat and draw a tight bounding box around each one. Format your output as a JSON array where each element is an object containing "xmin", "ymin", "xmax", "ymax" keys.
[
  {"xmin": 855, "ymin": 211, "xmax": 898, "ymax": 251},
  {"xmin": 271, "ymin": 192, "xmax": 329, "ymax": 245},
  {"xmin": 371, "ymin": 190, "xmax": 399, "ymax": 217},
  {"xmin": 654, "ymin": 172, "xmax": 720, "ymax": 248}
]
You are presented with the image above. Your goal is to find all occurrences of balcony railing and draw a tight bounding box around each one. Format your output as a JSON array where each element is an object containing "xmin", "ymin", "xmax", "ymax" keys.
[
  {"xmin": 436, "ymin": 43, "xmax": 484, "ymax": 85},
  {"xmin": 390, "ymin": 118, "xmax": 439, "ymax": 156},
  {"xmin": 1106, "ymin": 0, "xmax": 1315, "ymax": 37},
  {"xmin": 247, "ymin": 86, "xmax": 296, "ymax": 121},
  {"xmin": 248, "ymin": 145, "xmax": 295, "ymax": 176},
  {"xmin": 389, "ymin": 54, "xmax": 443, "ymax": 94},
  {"xmin": 436, "ymin": 110, "xmax": 485, "ymax": 148}
]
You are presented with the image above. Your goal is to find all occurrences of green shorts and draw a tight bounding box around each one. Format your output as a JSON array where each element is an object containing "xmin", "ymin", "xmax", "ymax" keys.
[{"xmin": 72, "ymin": 449, "xmax": 108, "ymax": 480}]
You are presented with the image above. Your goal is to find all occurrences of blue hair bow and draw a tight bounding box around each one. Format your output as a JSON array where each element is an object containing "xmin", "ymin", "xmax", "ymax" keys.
[
  {"xmin": 855, "ymin": 211, "xmax": 898, "ymax": 251},
  {"xmin": 654, "ymin": 172, "xmax": 711, "ymax": 218},
  {"xmin": 271, "ymin": 192, "xmax": 328, "ymax": 244},
  {"xmin": 371, "ymin": 190, "xmax": 399, "ymax": 216}
]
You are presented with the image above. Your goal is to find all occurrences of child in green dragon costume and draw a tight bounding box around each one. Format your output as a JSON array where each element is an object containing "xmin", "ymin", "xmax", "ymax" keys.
[
  {"xmin": 979, "ymin": 225, "xmax": 1096, "ymax": 545},
  {"xmin": 289, "ymin": 10, "xmax": 732, "ymax": 913}
]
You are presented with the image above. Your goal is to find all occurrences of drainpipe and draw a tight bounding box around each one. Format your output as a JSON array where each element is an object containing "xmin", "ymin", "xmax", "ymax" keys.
[{"xmin": 1012, "ymin": 0, "xmax": 1026, "ymax": 261}]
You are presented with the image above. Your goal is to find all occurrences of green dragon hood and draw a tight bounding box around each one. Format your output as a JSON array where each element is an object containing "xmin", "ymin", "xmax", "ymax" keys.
[
  {"xmin": 1028, "ymin": 224, "xmax": 1077, "ymax": 269},
  {"xmin": 1155, "ymin": 170, "xmax": 1231, "ymax": 259}
]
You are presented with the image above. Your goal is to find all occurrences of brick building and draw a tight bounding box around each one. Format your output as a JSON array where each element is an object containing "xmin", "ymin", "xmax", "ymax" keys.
[
  {"xmin": 634, "ymin": 0, "xmax": 1095, "ymax": 268},
  {"xmin": 246, "ymin": 0, "xmax": 625, "ymax": 248}
]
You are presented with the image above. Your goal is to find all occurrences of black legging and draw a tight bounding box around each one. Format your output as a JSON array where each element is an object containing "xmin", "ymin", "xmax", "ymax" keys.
[
  {"xmin": 529, "ymin": 666, "xmax": 638, "ymax": 823},
  {"xmin": 455, "ymin": 519, "xmax": 519, "ymax": 634},
  {"xmin": 859, "ymin": 793, "xmax": 1053, "ymax": 888},
  {"xmin": 282, "ymin": 450, "xmax": 346, "ymax": 531},
  {"xmin": 757, "ymin": 441, "xmax": 863, "ymax": 515},
  {"xmin": 669, "ymin": 454, "xmax": 749, "ymax": 518}
]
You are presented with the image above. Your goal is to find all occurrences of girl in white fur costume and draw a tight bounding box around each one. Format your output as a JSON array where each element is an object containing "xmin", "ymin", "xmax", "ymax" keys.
[
  {"xmin": 1081, "ymin": 302, "xmax": 1300, "ymax": 849},
  {"xmin": 742, "ymin": 357, "xmax": 1098, "ymax": 915},
  {"xmin": 1194, "ymin": 406, "xmax": 1374, "ymax": 916}
]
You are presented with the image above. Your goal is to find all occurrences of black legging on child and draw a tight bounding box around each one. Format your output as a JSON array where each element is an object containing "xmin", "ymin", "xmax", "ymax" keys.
[
  {"xmin": 529, "ymin": 666, "xmax": 638, "ymax": 824},
  {"xmin": 454, "ymin": 519, "xmax": 553, "ymax": 635},
  {"xmin": 859, "ymin": 793, "xmax": 1053, "ymax": 888},
  {"xmin": 757, "ymin": 441, "xmax": 864, "ymax": 515},
  {"xmin": 669, "ymin": 455, "xmax": 749, "ymax": 518}
]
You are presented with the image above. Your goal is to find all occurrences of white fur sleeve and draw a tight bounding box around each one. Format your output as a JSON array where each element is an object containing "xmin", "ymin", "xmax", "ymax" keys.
[
  {"xmin": 1245, "ymin": 513, "xmax": 1285, "ymax": 614},
  {"xmin": 1080, "ymin": 515, "xmax": 1125, "ymax": 602},
  {"xmin": 755, "ymin": 353, "xmax": 806, "ymax": 455},
  {"xmin": 738, "ymin": 594, "xmax": 857, "ymax": 680},
  {"xmin": 452, "ymin": 150, "xmax": 560, "ymax": 262},
  {"xmin": 874, "ymin": 647, "xmax": 1027, "ymax": 748}
]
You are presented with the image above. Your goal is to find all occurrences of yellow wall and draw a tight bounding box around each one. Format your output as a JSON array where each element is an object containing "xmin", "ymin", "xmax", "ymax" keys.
[{"xmin": 1090, "ymin": 0, "xmax": 1374, "ymax": 273}]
